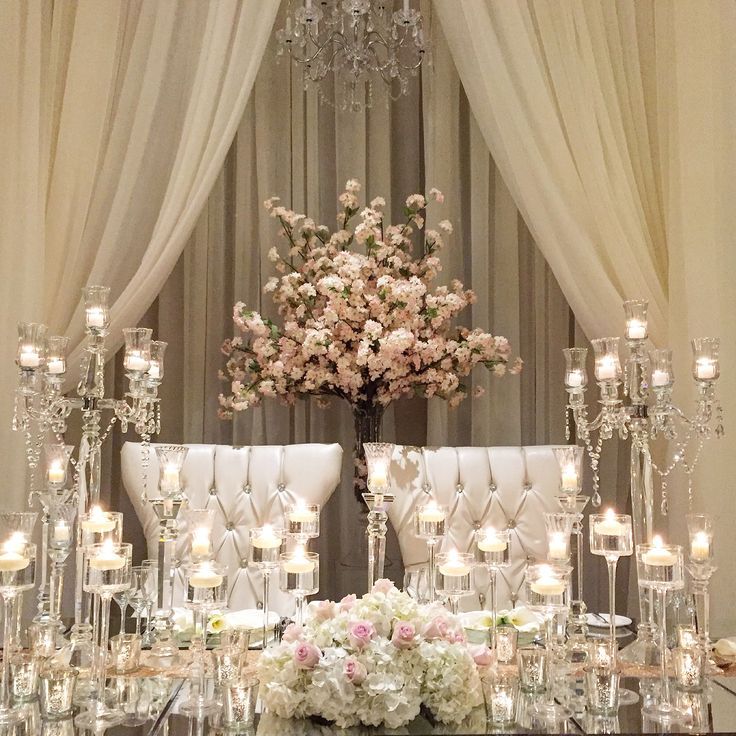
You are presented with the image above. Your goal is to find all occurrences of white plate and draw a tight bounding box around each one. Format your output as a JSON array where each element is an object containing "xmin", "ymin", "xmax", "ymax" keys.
[{"xmin": 586, "ymin": 613, "xmax": 632, "ymax": 628}]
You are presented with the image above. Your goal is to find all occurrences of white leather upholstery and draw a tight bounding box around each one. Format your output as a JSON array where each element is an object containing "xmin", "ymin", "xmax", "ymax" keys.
[
  {"xmin": 121, "ymin": 443, "xmax": 342, "ymax": 614},
  {"xmin": 387, "ymin": 446, "xmax": 562, "ymax": 611}
]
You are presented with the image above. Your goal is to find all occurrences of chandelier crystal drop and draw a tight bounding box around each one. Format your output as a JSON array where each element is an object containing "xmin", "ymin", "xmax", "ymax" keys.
[{"xmin": 276, "ymin": 0, "xmax": 428, "ymax": 112}]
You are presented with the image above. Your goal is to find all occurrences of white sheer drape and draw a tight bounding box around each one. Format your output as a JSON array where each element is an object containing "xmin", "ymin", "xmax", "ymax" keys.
[{"xmin": 0, "ymin": 0, "xmax": 279, "ymax": 508}]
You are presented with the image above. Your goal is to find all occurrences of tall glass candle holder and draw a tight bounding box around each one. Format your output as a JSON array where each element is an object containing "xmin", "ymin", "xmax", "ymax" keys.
[
  {"xmin": 122, "ymin": 328, "xmax": 152, "ymax": 378},
  {"xmin": 685, "ymin": 513, "xmax": 716, "ymax": 656},
  {"xmin": 435, "ymin": 550, "xmax": 472, "ymax": 614},
  {"xmin": 0, "ymin": 536, "xmax": 36, "ymax": 725},
  {"xmin": 249, "ymin": 526, "xmax": 284, "ymax": 649},
  {"xmin": 75, "ymin": 541, "xmax": 132, "ymax": 729},
  {"xmin": 525, "ymin": 562, "xmax": 571, "ymax": 723},
  {"xmin": 185, "ymin": 508, "xmax": 216, "ymax": 563},
  {"xmin": 363, "ymin": 442, "xmax": 395, "ymax": 588},
  {"xmin": 180, "ymin": 562, "xmax": 228, "ymax": 716},
  {"xmin": 553, "ymin": 445, "xmax": 584, "ymax": 496},
  {"xmin": 544, "ymin": 513, "xmax": 574, "ymax": 562},
  {"xmin": 414, "ymin": 501, "xmax": 446, "ymax": 603},
  {"xmin": 474, "ymin": 527, "xmax": 510, "ymax": 650},
  {"xmin": 279, "ymin": 548, "xmax": 319, "ymax": 626},
  {"xmin": 636, "ymin": 538, "xmax": 685, "ymax": 724}
]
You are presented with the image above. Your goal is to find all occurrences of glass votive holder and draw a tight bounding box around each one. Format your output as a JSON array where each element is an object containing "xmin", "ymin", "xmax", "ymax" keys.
[
  {"xmin": 675, "ymin": 690, "xmax": 709, "ymax": 731},
  {"xmin": 11, "ymin": 652, "xmax": 39, "ymax": 701},
  {"xmin": 585, "ymin": 666, "xmax": 620, "ymax": 716},
  {"xmin": 228, "ymin": 628, "xmax": 252, "ymax": 656},
  {"xmin": 676, "ymin": 624, "xmax": 700, "ymax": 649},
  {"xmin": 484, "ymin": 673, "xmax": 519, "ymax": 726},
  {"xmin": 28, "ymin": 621, "xmax": 57, "ymax": 658},
  {"xmin": 588, "ymin": 639, "xmax": 616, "ymax": 669},
  {"xmin": 39, "ymin": 666, "xmax": 78, "ymax": 719},
  {"xmin": 495, "ymin": 625, "xmax": 518, "ymax": 664},
  {"xmin": 214, "ymin": 646, "xmax": 246, "ymax": 686},
  {"xmin": 517, "ymin": 647, "xmax": 548, "ymax": 693},
  {"xmin": 673, "ymin": 647, "xmax": 707, "ymax": 692},
  {"xmin": 285, "ymin": 502, "xmax": 320, "ymax": 540},
  {"xmin": 223, "ymin": 676, "xmax": 259, "ymax": 728},
  {"xmin": 110, "ymin": 633, "xmax": 142, "ymax": 674}
]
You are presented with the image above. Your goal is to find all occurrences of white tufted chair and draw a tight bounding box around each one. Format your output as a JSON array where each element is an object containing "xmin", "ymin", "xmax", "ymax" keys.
[
  {"xmin": 121, "ymin": 442, "xmax": 342, "ymax": 614},
  {"xmin": 387, "ymin": 446, "xmax": 562, "ymax": 611}
]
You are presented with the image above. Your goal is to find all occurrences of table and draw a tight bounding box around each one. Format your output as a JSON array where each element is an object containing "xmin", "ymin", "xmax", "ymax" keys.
[{"xmin": 8, "ymin": 673, "xmax": 736, "ymax": 735}]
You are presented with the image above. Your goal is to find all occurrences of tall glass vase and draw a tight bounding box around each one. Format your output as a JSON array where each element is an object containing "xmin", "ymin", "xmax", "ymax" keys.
[{"xmin": 353, "ymin": 402, "xmax": 385, "ymax": 501}]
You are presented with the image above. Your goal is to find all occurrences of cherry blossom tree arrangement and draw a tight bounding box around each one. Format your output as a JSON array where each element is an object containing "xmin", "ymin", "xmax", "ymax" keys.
[{"xmin": 219, "ymin": 180, "xmax": 521, "ymax": 494}]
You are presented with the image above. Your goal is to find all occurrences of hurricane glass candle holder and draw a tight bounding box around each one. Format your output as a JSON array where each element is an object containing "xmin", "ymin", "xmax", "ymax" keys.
[
  {"xmin": 553, "ymin": 445, "xmax": 583, "ymax": 495},
  {"xmin": 414, "ymin": 501, "xmax": 447, "ymax": 603},
  {"xmin": 545, "ymin": 513, "xmax": 574, "ymax": 561},
  {"xmin": 39, "ymin": 667, "xmax": 78, "ymax": 720},
  {"xmin": 691, "ymin": 338, "xmax": 720, "ymax": 383}
]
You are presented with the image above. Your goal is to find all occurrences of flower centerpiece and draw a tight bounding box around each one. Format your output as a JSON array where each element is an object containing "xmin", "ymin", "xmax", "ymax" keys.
[
  {"xmin": 258, "ymin": 580, "xmax": 485, "ymax": 728},
  {"xmin": 219, "ymin": 180, "xmax": 521, "ymax": 493}
]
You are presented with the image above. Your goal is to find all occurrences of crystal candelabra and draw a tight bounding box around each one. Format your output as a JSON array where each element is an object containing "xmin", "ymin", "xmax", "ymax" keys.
[
  {"xmin": 275, "ymin": 0, "xmax": 427, "ymax": 112},
  {"xmin": 363, "ymin": 442, "xmax": 394, "ymax": 589},
  {"xmin": 563, "ymin": 299, "xmax": 723, "ymax": 664},
  {"xmin": 13, "ymin": 285, "xmax": 166, "ymax": 631},
  {"xmin": 148, "ymin": 445, "xmax": 189, "ymax": 663}
]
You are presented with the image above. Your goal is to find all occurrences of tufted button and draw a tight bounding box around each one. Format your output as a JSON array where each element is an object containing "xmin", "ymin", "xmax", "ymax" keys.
[
  {"xmin": 422, "ymin": 483, "xmax": 432, "ymax": 495},
  {"xmin": 507, "ymin": 519, "xmax": 516, "ymax": 529},
  {"xmin": 523, "ymin": 483, "xmax": 532, "ymax": 493},
  {"xmin": 226, "ymin": 522, "xmax": 234, "ymax": 531},
  {"xmin": 510, "ymin": 591, "xmax": 518, "ymax": 604},
  {"xmin": 472, "ymin": 521, "xmax": 481, "ymax": 531},
  {"xmin": 209, "ymin": 487, "xmax": 217, "ymax": 496},
  {"xmin": 242, "ymin": 484, "xmax": 252, "ymax": 495},
  {"xmin": 489, "ymin": 483, "xmax": 497, "ymax": 494},
  {"xmin": 277, "ymin": 483, "xmax": 286, "ymax": 493},
  {"xmin": 240, "ymin": 559, "xmax": 249, "ymax": 569},
  {"xmin": 456, "ymin": 483, "xmax": 464, "ymax": 494}
]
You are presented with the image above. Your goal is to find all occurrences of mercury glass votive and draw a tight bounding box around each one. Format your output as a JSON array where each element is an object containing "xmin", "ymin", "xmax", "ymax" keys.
[
  {"xmin": 676, "ymin": 625, "xmax": 699, "ymax": 650},
  {"xmin": 588, "ymin": 639, "xmax": 616, "ymax": 669},
  {"xmin": 483, "ymin": 673, "xmax": 519, "ymax": 726},
  {"xmin": 585, "ymin": 666, "xmax": 620, "ymax": 716},
  {"xmin": 28, "ymin": 620, "xmax": 58, "ymax": 658},
  {"xmin": 110, "ymin": 633, "xmax": 142, "ymax": 674},
  {"xmin": 39, "ymin": 667, "xmax": 78, "ymax": 719},
  {"xmin": 495, "ymin": 626, "xmax": 518, "ymax": 664},
  {"xmin": 214, "ymin": 645, "xmax": 246, "ymax": 686},
  {"xmin": 673, "ymin": 647, "xmax": 707, "ymax": 693},
  {"xmin": 223, "ymin": 676, "xmax": 259, "ymax": 729},
  {"xmin": 10, "ymin": 653, "xmax": 39, "ymax": 702},
  {"xmin": 517, "ymin": 647, "xmax": 548, "ymax": 693}
]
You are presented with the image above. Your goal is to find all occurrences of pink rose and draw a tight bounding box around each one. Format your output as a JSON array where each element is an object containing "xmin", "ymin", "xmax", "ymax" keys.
[
  {"xmin": 348, "ymin": 621, "xmax": 376, "ymax": 650},
  {"xmin": 422, "ymin": 615, "xmax": 451, "ymax": 641},
  {"xmin": 293, "ymin": 642, "xmax": 321, "ymax": 670},
  {"xmin": 371, "ymin": 578, "xmax": 395, "ymax": 595},
  {"xmin": 343, "ymin": 656, "xmax": 367, "ymax": 685},
  {"xmin": 391, "ymin": 622, "xmax": 417, "ymax": 650},
  {"xmin": 282, "ymin": 623, "xmax": 305, "ymax": 643},
  {"xmin": 311, "ymin": 600, "xmax": 336, "ymax": 622},
  {"xmin": 470, "ymin": 645, "xmax": 494, "ymax": 667},
  {"xmin": 339, "ymin": 594, "xmax": 357, "ymax": 613}
]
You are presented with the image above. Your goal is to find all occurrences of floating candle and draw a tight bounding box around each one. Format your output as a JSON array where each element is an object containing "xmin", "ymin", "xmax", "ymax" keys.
[
  {"xmin": 438, "ymin": 550, "xmax": 471, "ymax": 577},
  {"xmin": 478, "ymin": 528, "xmax": 507, "ymax": 553},
  {"xmin": 191, "ymin": 528, "xmax": 211, "ymax": 557},
  {"xmin": 282, "ymin": 547, "xmax": 315, "ymax": 574},
  {"xmin": 288, "ymin": 502, "xmax": 317, "ymax": 524},
  {"xmin": 90, "ymin": 540, "xmax": 125, "ymax": 571},
  {"xmin": 251, "ymin": 525, "xmax": 282, "ymax": 549},
  {"xmin": 690, "ymin": 532, "xmax": 711, "ymax": 562},
  {"xmin": 547, "ymin": 532, "xmax": 568, "ymax": 560},
  {"xmin": 0, "ymin": 545, "xmax": 29, "ymax": 572},
  {"xmin": 189, "ymin": 563, "xmax": 224, "ymax": 589},
  {"xmin": 594, "ymin": 509, "xmax": 625, "ymax": 536},
  {"xmin": 418, "ymin": 502, "xmax": 445, "ymax": 523},
  {"xmin": 82, "ymin": 506, "xmax": 115, "ymax": 534},
  {"xmin": 642, "ymin": 536, "xmax": 676, "ymax": 566},
  {"xmin": 530, "ymin": 576, "xmax": 565, "ymax": 596}
]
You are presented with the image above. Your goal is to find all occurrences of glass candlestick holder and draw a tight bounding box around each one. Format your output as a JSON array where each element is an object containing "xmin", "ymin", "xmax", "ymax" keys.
[
  {"xmin": 75, "ymin": 541, "xmax": 132, "ymax": 729},
  {"xmin": 414, "ymin": 501, "xmax": 447, "ymax": 603},
  {"xmin": 636, "ymin": 538, "xmax": 685, "ymax": 724},
  {"xmin": 249, "ymin": 526, "xmax": 284, "ymax": 649},
  {"xmin": 363, "ymin": 442, "xmax": 394, "ymax": 588},
  {"xmin": 435, "ymin": 550, "xmax": 473, "ymax": 614},
  {"xmin": 180, "ymin": 562, "xmax": 228, "ymax": 717},
  {"xmin": 279, "ymin": 549, "xmax": 319, "ymax": 626},
  {"xmin": 474, "ymin": 527, "xmax": 510, "ymax": 649}
]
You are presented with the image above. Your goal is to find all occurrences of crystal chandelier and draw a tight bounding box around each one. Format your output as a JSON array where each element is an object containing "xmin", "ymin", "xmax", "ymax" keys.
[{"xmin": 276, "ymin": 0, "xmax": 428, "ymax": 111}]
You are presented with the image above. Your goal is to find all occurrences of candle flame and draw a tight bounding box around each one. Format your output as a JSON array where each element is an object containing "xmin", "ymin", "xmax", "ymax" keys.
[
  {"xmin": 3, "ymin": 532, "xmax": 25, "ymax": 554},
  {"xmin": 262, "ymin": 523, "xmax": 273, "ymax": 535},
  {"xmin": 100, "ymin": 538, "xmax": 115, "ymax": 556},
  {"xmin": 652, "ymin": 534, "xmax": 664, "ymax": 548},
  {"xmin": 293, "ymin": 544, "xmax": 307, "ymax": 559},
  {"xmin": 90, "ymin": 505, "xmax": 105, "ymax": 519},
  {"xmin": 446, "ymin": 548, "xmax": 459, "ymax": 564},
  {"xmin": 605, "ymin": 508, "xmax": 616, "ymax": 520}
]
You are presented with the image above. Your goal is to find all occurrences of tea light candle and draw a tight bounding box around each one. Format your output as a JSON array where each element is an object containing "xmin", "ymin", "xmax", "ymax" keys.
[
  {"xmin": 282, "ymin": 547, "xmax": 315, "ymax": 574},
  {"xmin": 369, "ymin": 466, "xmax": 389, "ymax": 491},
  {"xmin": 595, "ymin": 356, "xmax": 617, "ymax": 381},
  {"xmin": 547, "ymin": 532, "xmax": 568, "ymax": 560},
  {"xmin": 561, "ymin": 463, "xmax": 578, "ymax": 491},
  {"xmin": 690, "ymin": 532, "xmax": 711, "ymax": 562},
  {"xmin": 288, "ymin": 502, "xmax": 317, "ymax": 525},
  {"xmin": 478, "ymin": 528, "xmax": 507, "ymax": 553},
  {"xmin": 418, "ymin": 501, "xmax": 445, "ymax": 523},
  {"xmin": 47, "ymin": 461, "xmax": 65, "ymax": 485},
  {"xmin": 189, "ymin": 562, "xmax": 224, "ymax": 589},
  {"xmin": 594, "ymin": 509, "xmax": 624, "ymax": 536},
  {"xmin": 19, "ymin": 348, "xmax": 40, "ymax": 368},
  {"xmin": 85, "ymin": 307, "xmax": 105, "ymax": 328},
  {"xmin": 162, "ymin": 463, "xmax": 179, "ymax": 490},
  {"xmin": 530, "ymin": 574, "xmax": 565, "ymax": 596},
  {"xmin": 566, "ymin": 369, "xmax": 584, "ymax": 388},
  {"xmin": 191, "ymin": 528, "xmax": 211, "ymax": 557},
  {"xmin": 82, "ymin": 506, "xmax": 115, "ymax": 533},
  {"xmin": 652, "ymin": 369, "xmax": 670, "ymax": 387},
  {"xmin": 147, "ymin": 360, "xmax": 161, "ymax": 379},
  {"xmin": 438, "ymin": 549, "xmax": 471, "ymax": 577},
  {"xmin": 0, "ymin": 550, "xmax": 30, "ymax": 572},
  {"xmin": 53, "ymin": 520, "xmax": 71, "ymax": 544},
  {"xmin": 695, "ymin": 358, "xmax": 716, "ymax": 380},
  {"xmin": 46, "ymin": 358, "xmax": 65, "ymax": 375},
  {"xmin": 642, "ymin": 535, "xmax": 676, "ymax": 566},
  {"xmin": 251, "ymin": 525, "xmax": 282, "ymax": 549},
  {"xmin": 626, "ymin": 319, "xmax": 647, "ymax": 340},
  {"xmin": 90, "ymin": 540, "xmax": 125, "ymax": 571}
]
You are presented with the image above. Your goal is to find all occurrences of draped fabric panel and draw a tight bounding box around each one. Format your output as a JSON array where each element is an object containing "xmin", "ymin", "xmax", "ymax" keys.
[
  {"xmin": 0, "ymin": 0, "xmax": 279, "ymax": 510},
  {"xmin": 127, "ymin": 5, "xmax": 629, "ymax": 607}
]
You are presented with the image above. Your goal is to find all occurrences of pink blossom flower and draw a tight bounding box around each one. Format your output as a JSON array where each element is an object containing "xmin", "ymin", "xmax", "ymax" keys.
[
  {"xmin": 391, "ymin": 622, "xmax": 417, "ymax": 650},
  {"xmin": 348, "ymin": 621, "xmax": 376, "ymax": 650},
  {"xmin": 343, "ymin": 656, "xmax": 367, "ymax": 685},
  {"xmin": 282, "ymin": 623, "xmax": 305, "ymax": 643},
  {"xmin": 293, "ymin": 641, "xmax": 321, "ymax": 670},
  {"xmin": 371, "ymin": 579, "xmax": 395, "ymax": 595},
  {"xmin": 339, "ymin": 594, "xmax": 357, "ymax": 613}
]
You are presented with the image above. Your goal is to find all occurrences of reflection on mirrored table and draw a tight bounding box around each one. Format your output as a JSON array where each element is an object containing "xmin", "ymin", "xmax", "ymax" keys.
[{"xmin": 3, "ymin": 674, "xmax": 736, "ymax": 735}]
